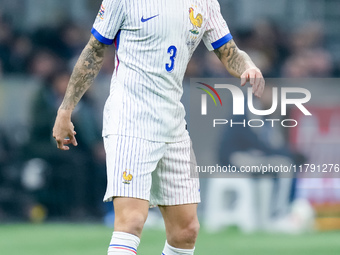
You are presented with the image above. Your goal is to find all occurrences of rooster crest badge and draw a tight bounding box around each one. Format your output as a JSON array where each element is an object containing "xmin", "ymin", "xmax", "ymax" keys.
[
  {"xmin": 189, "ymin": 7, "xmax": 203, "ymax": 35},
  {"xmin": 122, "ymin": 170, "xmax": 133, "ymax": 184}
]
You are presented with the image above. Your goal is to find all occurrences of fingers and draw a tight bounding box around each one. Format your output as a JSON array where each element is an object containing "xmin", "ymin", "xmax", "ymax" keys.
[
  {"xmin": 240, "ymin": 72, "xmax": 248, "ymax": 87},
  {"xmin": 240, "ymin": 69, "xmax": 256, "ymax": 87},
  {"xmin": 257, "ymin": 78, "xmax": 265, "ymax": 97},
  {"xmin": 253, "ymin": 71, "xmax": 265, "ymax": 97},
  {"xmin": 252, "ymin": 72, "xmax": 260, "ymax": 95},
  {"xmin": 240, "ymin": 68, "xmax": 265, "ymax": 97},
  {"xmin": 55, "ymin": 138, "xmax": 70, "ymax": 151},
  {"xmin": 53, "ymin": 131, "xmax": 78, "ymax": 151},
  {"xmin": 69, "ymin": 132, "xmax": 78, "ymax": 147},
  {"xmin": 55, "ymin": 137, "xmax": 78, "ymax": 150},
  {"xmin": 63, "ymin": 139, "xmax": 72, "ymax": 145}
]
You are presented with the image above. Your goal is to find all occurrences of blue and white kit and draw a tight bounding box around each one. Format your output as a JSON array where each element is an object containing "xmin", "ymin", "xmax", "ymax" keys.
[{"xmin": 91, "ymin": 0, "xmax": 233, "ymax": 205}]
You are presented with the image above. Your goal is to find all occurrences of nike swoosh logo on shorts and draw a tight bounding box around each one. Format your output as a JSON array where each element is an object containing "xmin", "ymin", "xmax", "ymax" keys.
[{"xmin": 141, "ymin": 14, "xmax": 159, "ymax": 22}]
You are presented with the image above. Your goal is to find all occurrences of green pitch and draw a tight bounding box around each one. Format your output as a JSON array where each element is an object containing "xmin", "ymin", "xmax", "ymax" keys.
[{"xmin": 0, "ymin": 224, "xmax": 339, "ymax": 255}]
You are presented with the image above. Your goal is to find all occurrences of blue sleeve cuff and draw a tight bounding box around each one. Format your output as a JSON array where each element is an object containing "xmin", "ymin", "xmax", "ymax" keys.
[
  {"xmin": 91, "ymin": 28, "xmax": 114, "ymax": 45},
  {"xmin": 211, "ymin": 33, "xmax": 233, "ymax": 50}
]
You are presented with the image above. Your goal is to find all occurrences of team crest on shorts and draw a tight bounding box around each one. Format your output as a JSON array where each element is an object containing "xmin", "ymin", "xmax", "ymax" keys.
[
  {"xmin": 122, "ymin": 170, "xmax": 133, "ymax": 184},
  {"xmin": 189, "ymin": 7, "xmax": 203, "ymax": 35},
  {"xmin": 98, "ymin": 4, "xmax": 105, "ymax": 20}
]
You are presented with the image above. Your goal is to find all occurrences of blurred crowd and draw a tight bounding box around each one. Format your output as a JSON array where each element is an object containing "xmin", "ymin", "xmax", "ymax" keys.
[
  {"xmin": 0, "ymin": 10, "xmax": 339, "ymax": 222},
  {"xmin": 187, "ymin": 19, "xmax": 339, "ymax": 78},
  {"xmin": 1, "ymin": 14, "xmax": 339, "ymax": 79},
  {"xmin": 0, "ymin": 14, "xmax": 114, "ymax": 221},
  {"xmin": 0, "ymin": 15, "xmax": 116, "ymax": 79}
]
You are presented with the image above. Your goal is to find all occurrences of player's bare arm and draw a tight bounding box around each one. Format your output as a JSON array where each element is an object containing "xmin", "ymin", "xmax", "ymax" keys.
[
  {"xmin": 214, "ymin": 39, "xmax": 265, "ymax": 97},
  {"xmin": 53, "ymin": 35, "xmax": 108, "ymax": 150}
]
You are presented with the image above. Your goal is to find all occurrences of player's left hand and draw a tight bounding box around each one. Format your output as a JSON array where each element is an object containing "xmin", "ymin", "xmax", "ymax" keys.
[{"xmin": 240, "ymin": 67, "xmax": 265, "ymax": 98}]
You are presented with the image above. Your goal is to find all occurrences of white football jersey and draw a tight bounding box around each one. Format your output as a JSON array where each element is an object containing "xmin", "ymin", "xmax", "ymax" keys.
[{"xmin": 92, "ymin": 0, "xmax": 232, "ymax": 142}]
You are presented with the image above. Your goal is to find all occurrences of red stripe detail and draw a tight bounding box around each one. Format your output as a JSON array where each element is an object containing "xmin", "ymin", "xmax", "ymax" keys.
[
  {"xmin": 115, "ymin": 55, "xmax": 120, "ymax": 74},
  {"xmin": 111, "ymin": 246, "xmax": 137, "ymax": 254},
  {"xmin": 197, "ymin": 82, "xmax": 222, "ymax": 106},
  {"xmin": 114, "ymin": 37, "xmax": 120, "ymax": 75}
]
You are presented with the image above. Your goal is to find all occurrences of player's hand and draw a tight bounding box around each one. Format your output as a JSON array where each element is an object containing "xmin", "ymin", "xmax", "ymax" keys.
[
  {"xmin": 240, "ymin": 67, "xmax": 265, "ymax": 98},
  {"xmin": 52, "ymin": 110, "xmax": 78, "ymax": 150}
]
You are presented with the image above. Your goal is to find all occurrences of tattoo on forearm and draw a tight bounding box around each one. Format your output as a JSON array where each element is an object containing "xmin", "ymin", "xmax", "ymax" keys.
[
  {"xmin": 214, "ymin": 39, "xmax": 253, "ymax": 76},
  {"xmin": 60, "ymin": 36, "xmax": 108, "ymax": 110}
]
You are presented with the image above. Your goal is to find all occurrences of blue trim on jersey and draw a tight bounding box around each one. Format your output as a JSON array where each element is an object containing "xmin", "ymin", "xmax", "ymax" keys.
[
  {"xmin": 91, "ymin": 28, "xmax": 114, "ymax": 45},
  {"xmin": 211, "ymin": 33, "xmax": 233, "ymax": 49}
]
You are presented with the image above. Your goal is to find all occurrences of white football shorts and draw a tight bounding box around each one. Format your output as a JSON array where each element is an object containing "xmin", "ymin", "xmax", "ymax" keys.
[{"xmin": 103, "ymin": 135, "xmax": 200, "ymax": 207}]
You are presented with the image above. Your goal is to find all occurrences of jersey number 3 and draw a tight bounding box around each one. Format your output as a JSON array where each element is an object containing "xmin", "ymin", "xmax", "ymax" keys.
[{"xmin": 166, "ymin": 45, "xmax": 177, "ymax": 72}]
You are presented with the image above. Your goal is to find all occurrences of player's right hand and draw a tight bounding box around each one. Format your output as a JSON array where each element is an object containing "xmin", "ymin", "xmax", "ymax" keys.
[{"xmin": 52, "ymin": 110, "xmax": 78, "ymax": 150}]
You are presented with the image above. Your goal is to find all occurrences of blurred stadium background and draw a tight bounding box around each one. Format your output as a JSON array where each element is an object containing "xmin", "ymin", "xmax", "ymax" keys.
[{"xmin": 0, "ymin": 0, "xmax": 340, "ymax": 254}]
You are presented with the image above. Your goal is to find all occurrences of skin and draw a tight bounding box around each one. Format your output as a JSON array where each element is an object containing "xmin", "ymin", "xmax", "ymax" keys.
[
  {"xmin": 53, "ymin": 35, "xmax": 108, "ymax": 150},
  {"xmin": 159, "ymin": 204, "xmax": 199, "ymax": 249},
  {"xmin": 214, "ymin": 39, "xmax": 265, "ymax": 97},
  {"xmin": 52, "ymin": 35, "xmax": 264, "ymax": 249}
]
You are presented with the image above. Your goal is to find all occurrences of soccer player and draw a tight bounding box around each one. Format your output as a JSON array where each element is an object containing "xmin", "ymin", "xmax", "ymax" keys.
[{"xmin": 53, "ymin": 0, "xmax": 265, "ymax": 254}]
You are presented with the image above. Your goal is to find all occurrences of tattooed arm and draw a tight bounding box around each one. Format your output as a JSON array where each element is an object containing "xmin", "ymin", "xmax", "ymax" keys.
[
  {"xmin": 53, "ymin": 35, "xmax": 108, "ymax": 150},
  {"xmin": 214, "ymin": 39, "xmax": 265, "ymax": 97}
]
